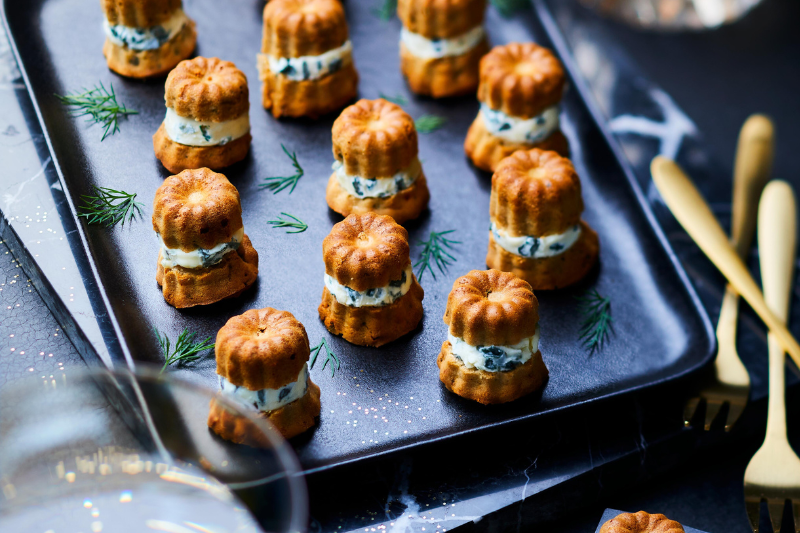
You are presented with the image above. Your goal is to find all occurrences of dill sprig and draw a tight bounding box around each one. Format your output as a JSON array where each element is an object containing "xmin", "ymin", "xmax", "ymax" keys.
[
  {"xmin": 576, "ymin": 289, "xmax": 614, "ymax": 351},
  {"xmin": 490, "ymin": 0, "xmax": 530, "ymax": 17},
  {"xmin": 261, "ymin": 144, "xmax": 304, "ymax": 194},
  {"xmin": 155, "ymin": 327, "xmax": 215, "ymax": 373},
  {"xmin": 379, "ymin": 92, "xmax": 408, "ymax": 106},
  {"xmin": 268, "ymin": 212, "xmax": 308, "ymax": 234},
  {"xmin": 414, "ymin": 230, "xmax": 460, "ymax": 281},
  {"xmin": 310, "ymin": 337, "xmax": 340, "ymax": 378},
  {"xmin": 56, "ymin": 82, "xmax": 138, "ymax": 140},
  {"xmin": 77, "ymin": 186, "xmax": 143, "ymax": 228},
  {"xmin": 373, "ymin": 0, "xmax": 397, "ymax": 20},
  {"xmin": 415, "ymin": 114, "xmax": 447, "ymax": 133}
]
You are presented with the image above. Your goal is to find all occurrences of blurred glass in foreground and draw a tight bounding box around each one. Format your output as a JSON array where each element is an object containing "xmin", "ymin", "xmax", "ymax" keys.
[
  {"xmin": 0, "ymin": 367, "xmax": 309, "ymax": 533},
  {"xmin": 578, "ymin": 0, "xmax": 763, "ymax": 29}
]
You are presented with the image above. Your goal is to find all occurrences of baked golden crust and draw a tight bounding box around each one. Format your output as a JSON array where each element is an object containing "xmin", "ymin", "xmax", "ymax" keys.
[
  {"xmin": 156, "ymin": 235, "xmax": 259, "ymax": 308},
  {"xmin": 400, "ymin": 37, "xmax": 488, "ymax": 98},
  {"xmin": 397, "ymin": 0, "xmax": 487, "ymax": 39},
  {"xmin": 599, "ymin": 511, "xmax": 685, "ymax": 533},
  {"xmin": 259, "ymin": 59, "xmax": 358, "ymax": 119},
  {"xmin": 165, "ymin": 57, "xmax": 249, "ymax": 122},
  {"xmin": 262, "ymin": 0, "xmax": 349, "ymax": 58},
  {"xmin": 322, "ymin": 213, "xmax": 411, "ymax": 291},
  {"xmin": 464, "ymin": 112, "xmax": 569, "ymax": 172},
  {"xmin": 325, "ymin": 172, "xmax": 430, "ymax": 224},
  {"xmin": 215, "ymin": 308, "xmax": 310, "ymax": 391},
  {"xmin": 491, "ymin": 148, "xmax": 583, "ymax": 236},
  {"xmin": 103, "ymin": 20, "xmax": 196, "ymax": 79},
  {"xmin": 486, "ymin": 222, "xmax": 599, "ymax": 290},
  {"xmin": 153, "ymin": 124, "xmax": 251, "ymax": 174},
  {"xmin": 477, "ymin": 42, "xmax": 566, "ymax": 119},
  {"xmin": 437, "ymin": 342, "xmax": 548, "ymax": 404},
  {"xmin": 444, "ymin": 269, "xmax": 538, "ymax": 346},
  {"xmin": 332, "ymin": 99, "xmax": 418, "ymax": 178},
  {"xmin": 101, "ymin": 0, "xmax": 182, "ymax": 27},
  {"xmin": 207, "ymin": 381, "xmax": 321, "ymax": 444},
  {"xmin": 152, "ymin": 168, "xmax": 243, "ymax": 251},
  {"xmin": 318, "ymin": 280, "xmax": 424, "ymax": 347}
]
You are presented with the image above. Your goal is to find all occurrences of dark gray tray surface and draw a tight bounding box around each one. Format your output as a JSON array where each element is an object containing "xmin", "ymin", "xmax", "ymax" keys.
[
  {"xmin": 4, "ymin": 0, "xmax": 713, "ymax": 471},
  {"xmin": 595, "ymin": 509, "xmax": 707, "ymax": 533}
]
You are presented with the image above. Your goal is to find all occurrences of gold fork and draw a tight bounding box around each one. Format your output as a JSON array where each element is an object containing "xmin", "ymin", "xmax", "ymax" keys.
[
  {"xmin": 744, "ymin": 180, "xmax": 800, "ymax": 533},
  {"xmin": 684, "ymin": 114, "xmax": 775, "ymax": 431}
]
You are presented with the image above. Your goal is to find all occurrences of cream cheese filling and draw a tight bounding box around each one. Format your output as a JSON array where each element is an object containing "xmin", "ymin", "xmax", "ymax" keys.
[
  {"xmin": 159, "ymin": 228, "xmax": 244, "ymax": 269},
  {"xmin": 480, "ymin": 103, "xmax": 560, "ymax": 144},
  {"xmin": 448, "ymin": 326, "xmax": 540, "ymax": 373},
  {"xmin": 400, "ymin": 25, "xmax": 485, "ymax": 59},
  {"xmin": 333, "ymin": 158, "xmax": 421, "ymax": 199},
  {"xmin": 262, "ymin": 40, "xmax": 352, "ymax": 82},
  {"xmin": 103, "ymin": 9, "xmax": 189, "ymax": 51},
  {"xmin": 324, "ymin": 265, "xmax": 413, "ymax": 308},
  {"xmin": 219, "ymin": 364, "xmax": 309, "ymax": 413},
  {"xmin": 164, "ymin": 108, "xmax": 250, "ymax": 147},
  {"xmin": 490, "ymin": 222, "xmax": 580, "ymax": 259}
]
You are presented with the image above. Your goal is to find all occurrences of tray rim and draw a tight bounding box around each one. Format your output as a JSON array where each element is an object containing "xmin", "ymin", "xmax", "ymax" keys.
[{"xmin": 1, "ymin": 0, "xmax": 716, "ymax": 475}]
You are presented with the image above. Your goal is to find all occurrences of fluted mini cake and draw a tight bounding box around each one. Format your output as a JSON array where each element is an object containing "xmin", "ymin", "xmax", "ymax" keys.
[
  {"xmin": 437, "ymin": 269, "xmax": 547, "ymax": 405},
  {"xmin": 153, "ymin": 57, "xmax": 252, "ymax": 173},
  {"xmin": 153, "ymin": 168, "xmax": 258, "ymax": 308},
  {"xmin": 101, "ymin": 0, "xmax": 197, "ymax": 78},
  {"xmin": 397, "ymin": 0, "xmax": 489, "ymax": 98},
  {"xmin": 486, "ymin": 149, "xmax": 598, "ymax": 290},
  {"xmin": 208, "ymin": 308, "xmax": 321, "ymax": 444},
  {"xmin": 464, "ymin": 42, "xmax": 569, "ymax": 172},
  {"xmin": 599, "ymin": 512, "xmax": 685, "ymax": 533},
  {"xmin": 319, "ymin": 213, "xmax": 424, "ymax": 347},
  {"xmin": 326, "ymin": 99, "xmax": 430, "ymax": 224},
  {"xmin": 258, "ymin": 0, "xmax": 359, "ymax": 118}
]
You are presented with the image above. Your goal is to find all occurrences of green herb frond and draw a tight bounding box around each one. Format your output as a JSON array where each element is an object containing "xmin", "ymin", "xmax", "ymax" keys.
[
  {"xmin": 77, "ymin": 186, "xmax": 143, "ymax": 228},
  {"xmin": 261, "ymin": 144, "xmax": 304, "ymax": 194},
  {"xmin": 415, "ymin": 114, "xmax": 447, "ymax": 133},
  {"xmin": 379, "ymin": 92, "xmax": 408, "ymax": 106},
  {"xmin": 310, "ymin": 337, "xmax": 340, "ymax": 378},
  {"xmin": 576, "ymin": 289, "xmax": 613, "ymax": 352},
  {"xmin": 414, "ymin": 229, "xmax": 460, "ymax": 281},
  {"xmin": 490, "ymin": 0, "xmax": 530, "ymax": 17},
  {"xmin": 155, "ymin": 327, "xmax": 215, "ymax": 373},
  {"xmin": 56, "ymin": 82, "xmax": 138, "ymax": 140},
  {"xmin": 373, "ymin": 0, "xmax": 397, "ymax": 20},
  {"xmin": 268, "ymin": 212, "xmax": 308, "ymax": 234}
]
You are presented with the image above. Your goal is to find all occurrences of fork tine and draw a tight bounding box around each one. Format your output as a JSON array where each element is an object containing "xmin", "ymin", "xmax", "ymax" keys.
[
  {"xmin": 683, "ymin": 397, "xmax": 702, "ymax": 428},
  {"xmin": 792, "ymin": 500, "xmax": 799, "ymax": 533},
  {"xmin": 704, "ymin": 399, "xmax": 726, "ymax": 431},
  {"xmin": 725, "ymin": 401, "xmax": 746, "ymax": 432},
  {"xmin": 768, "ymin": 500, "xmax": 785, "ymax": 533},
  {"xmin": 745, "ymin": 497, "xmax": 762, "ymax": 532}
]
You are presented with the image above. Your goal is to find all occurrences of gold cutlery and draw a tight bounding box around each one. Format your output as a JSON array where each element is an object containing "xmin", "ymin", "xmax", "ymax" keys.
[
  {"xmin": 744, "ymin": 180, "xmax": 800, "ymax": 533},
  {"xmin": 684, "ymin": 114, "xmax": 774, "ymax": 431},
  {"xmin": 650, "ymin": 156, "xmax": 800, "ymax": 368}
]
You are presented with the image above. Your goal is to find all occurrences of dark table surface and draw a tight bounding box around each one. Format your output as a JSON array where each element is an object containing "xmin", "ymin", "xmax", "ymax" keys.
[{"xmin": 2, "ymin": 0, "xmax": 800, "ymax": 531}]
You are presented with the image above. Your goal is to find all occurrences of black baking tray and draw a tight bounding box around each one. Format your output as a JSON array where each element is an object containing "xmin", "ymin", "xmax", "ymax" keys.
[{"xmin": 3, "ymin": 0, "xmax": 714, "ymax": 472}]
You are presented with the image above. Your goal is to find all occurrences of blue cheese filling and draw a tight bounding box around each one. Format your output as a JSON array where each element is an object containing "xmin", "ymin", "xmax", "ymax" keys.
[
  {"xmin": 400, "ymin": 26, "xmax": 485, "ymax": 60},
  {"xmin": 333, "ymin": 158, "xmax": 421, "ymax": 199},
  {"xmin": 164, "ymin": 108, "xmax": 250, "ymax": 147},
  {"xmin": 324, "ymin": 265, "xmax": 413, "ymax": 308},
  {"xmin": 448, "ymin": 326, "xmax": 540, "ymax": 373},
  {"xmin": 159, "ymin": 228, "xmax": 244, "ymax": 269},
  {"xmin": 219, "ymin": 364, "xmax": 309, "ymax": 413},
  {"xmin": 103, "ymin": 9, "xmax": 189, "ymax": 51},
  {"xmin": 490, "ymin": 222, "xmax": 580, "ymax": 259},
  {"xmin": 261, "ymin": 40, "xmax": 352, "ymax": 82},
  {"xmin": 480, "ymin": 103, "xmax": 560, "ymax": 144}
]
